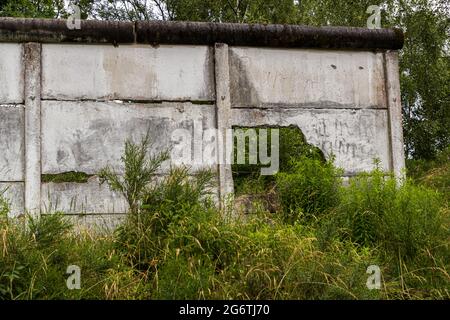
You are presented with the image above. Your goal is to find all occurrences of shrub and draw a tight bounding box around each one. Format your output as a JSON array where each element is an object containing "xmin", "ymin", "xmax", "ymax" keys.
[
  {"xmin": 99, "ymin": 132, "xmax": 169, "ymax": 213},
  {"xmin": 114, "ymin": 166, "xmax": 217, "ymax": 271},
  {"xmin": 275, "ymin": 155, "xmax": 342, "ymax": 221},
  {"xmin": 331, "ymin": 168, "xmax": 446, "ymax": 260},
  {"xmin": 232, "ymin": 126, "xmax": 325, "ymax": 197}
]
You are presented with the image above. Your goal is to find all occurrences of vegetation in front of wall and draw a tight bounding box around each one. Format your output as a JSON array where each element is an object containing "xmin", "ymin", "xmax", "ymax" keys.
[
  {"xmin": 276, "ymin": 155, "xmax": 342, "ymax": 222},
  {"xmin": 232, "ymin": 126, "xmax": 328, "ymax": 214},
  {"xmin": 98, "ymin": 132, "xmax": 170, "ymax": 214},
  {"xmin": 232, "ymin": 126, "xmax": 325, "ymax": 192},
  {"xmin": 1, "ymin": 135, "xmax": 449, "ymax": 300},
  {"xmin": 41, "ymin": 171, "xmax": 93, "ymax": 184},
  {"xmin": 407, "ymin": 146, "xmax": 450, "ymax": 206}
]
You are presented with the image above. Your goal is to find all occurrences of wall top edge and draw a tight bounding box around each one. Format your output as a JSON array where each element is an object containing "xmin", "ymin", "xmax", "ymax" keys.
[{"xmin": 0, "ymin": 17, "xmax": 404, "ymax": 50}]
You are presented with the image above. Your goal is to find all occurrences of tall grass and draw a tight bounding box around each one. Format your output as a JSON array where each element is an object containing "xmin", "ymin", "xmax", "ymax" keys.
[
  {"xmin": 275, "ymin": 155, "xmax": 342, "ymax": 222},
  {"xmin": 1, "ymin": 136, "xmax": 448, "ymax": 300},
  {"xmin": 317, "ymin": 168, "xmax": 450, "ymax": 299}
]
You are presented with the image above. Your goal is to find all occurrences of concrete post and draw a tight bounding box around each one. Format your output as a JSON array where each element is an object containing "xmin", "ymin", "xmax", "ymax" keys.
[
  {"xmin": 384, "ymin": 51, "xmax": 406, "ymax": 180},
  {"xmin": 24, "ymin": 43, "xmax": 41, "ymax": 216},
  {"xmin": 214, "ymin": 43, "xmax": 234, "ymax": 207}
]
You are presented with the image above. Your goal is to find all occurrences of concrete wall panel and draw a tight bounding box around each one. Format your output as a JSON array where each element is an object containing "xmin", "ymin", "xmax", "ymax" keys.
[
  {"xmin": 0, "ymin": 182, "xmax": 24, "ymax": 217},
  {"xmin": 232, "ymin": 108, "xmax": 390, "ymax": 175},
  {"xmin": 65, "ymin": 213, "xmax": 126, "ymax": 232},
  {"xmin": 0, "ymin": 44, "xmax": 23, "ymax": 103},
  {"xmin": 41, "ymin": 101, "xmax": 216, "ymax": 174},
  {"xmin": 230, "ymin": 48, "xmax": 386, "ymax": 109},
  {"xmin": 42, "ymin": 44, "xmax": 215, "ymax": 101},
  {"xmin": 0, "ymin": 105, "xmax": 24, "ymax": 181},
  {"xmin": 41, "ymin": 176, "xmax": 128, "ymax": 214}
]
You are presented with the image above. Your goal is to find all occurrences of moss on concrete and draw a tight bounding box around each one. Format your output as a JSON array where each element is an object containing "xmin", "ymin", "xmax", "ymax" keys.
[{"xmin": 42, "ymin": 171, "xmax": 92, "ymax": 183}]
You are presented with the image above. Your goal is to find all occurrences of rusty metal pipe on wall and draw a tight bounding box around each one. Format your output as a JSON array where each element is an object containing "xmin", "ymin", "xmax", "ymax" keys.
[{"xmin": 0, "ymin": 17, "xmax": 404, "ymax": 50}]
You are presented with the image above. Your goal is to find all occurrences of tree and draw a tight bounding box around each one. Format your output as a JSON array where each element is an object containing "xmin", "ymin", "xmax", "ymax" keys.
[{"xmin": 0, "ymin": 0, "xmax": 65, "ymax": 18}]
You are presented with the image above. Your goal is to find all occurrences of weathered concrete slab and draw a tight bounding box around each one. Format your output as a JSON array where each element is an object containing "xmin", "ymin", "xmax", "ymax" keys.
[
  {"xmin": 215, "ymin": 43, "xmax": 234, "ymax": 203},
  {"xmin": 230, "ymin": 48, "xmax": 386, "ymax": 109},
  {"xmin": 65, "ymin": 213, "xmax": 126, "ymax": 233},
  {"xmin": 41, "ymin": 101, "xmax": 217, "ymax": 174},
  {"xmin": 0, "ymin": 43, "xmax": 23, "ymax": 103},
  {"xmin": 41, "ymin": 44, "xmax": 215, "ymax": 101},
  {"xmin": 0, "ymin": 105, "xmax": 24, "ymax": 181},
  {"xmin": 41, "ymin": 176, "xmax": 128, "ymax": 214},
  {"xmin": 232, "ymin": 108, "xmax": 390, "ymax": 175},
  {"xmin": 41, "ymin": 174, "xmax": 218, "ymax": 215},
  {"xmin": 0, "ymin": 182, "xmax": 24, "ymax": 217}
]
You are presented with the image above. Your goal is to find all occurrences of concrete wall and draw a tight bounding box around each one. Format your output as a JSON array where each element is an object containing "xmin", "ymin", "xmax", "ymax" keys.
[
  {"xmin": 0, "ymin": 43, "xmax": 25, "ymax": 216},
  {"xmin": 0, "ymin": 35, "xmax": 405, "ymax": 219}
]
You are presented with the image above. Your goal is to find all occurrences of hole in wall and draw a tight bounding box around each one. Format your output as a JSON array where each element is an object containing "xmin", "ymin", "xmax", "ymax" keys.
[{"xmin": 231, "ymin": 125, "xmax": 325, "ymax": 214}]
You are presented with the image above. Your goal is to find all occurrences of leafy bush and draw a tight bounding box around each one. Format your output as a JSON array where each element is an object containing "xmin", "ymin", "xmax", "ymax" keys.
[
  {"xmin": 275, "ymin": 155, "xmax": 342, "ymax": 221},
  {"xmin": 232, "ymin": 126, "xmax": 325, "ymax": 197},
  {"xmin": 329, "ymin": 168, "xmax": 446, "ymax": 260},
  {"xmin": 99, "ymin": 132, "xmax": 169, "ymax": 213},
  {"xmin": 114, "ymin": 165, "xmax": 217, "ymax": 271}
]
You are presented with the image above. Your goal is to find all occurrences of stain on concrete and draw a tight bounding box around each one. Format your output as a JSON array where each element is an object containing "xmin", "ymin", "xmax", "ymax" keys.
[{"xmin": 229, "ymin": 50, "xmax": 261, "ymax": 108}]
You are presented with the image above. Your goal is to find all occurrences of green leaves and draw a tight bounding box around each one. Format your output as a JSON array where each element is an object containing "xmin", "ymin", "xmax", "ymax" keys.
[
  {"xmin": 275, "ymin": 156, "xmax": 343, "ymax": 222},
  {"xmin": 0, "ymin": 0, "xmax": 65, "ymax": 18},
  {"xmin": 99, "ymin": 132, "xmax": 170, "ymax": 214},
  {"xmin": 335, "ymin": 167, "xmax": 445, "ymax": 260}
]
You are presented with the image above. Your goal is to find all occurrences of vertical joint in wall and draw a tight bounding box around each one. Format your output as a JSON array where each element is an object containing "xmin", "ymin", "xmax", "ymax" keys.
[{"xmin": 24, "ymin": 42, "xmax": 42, "ymax": 216}]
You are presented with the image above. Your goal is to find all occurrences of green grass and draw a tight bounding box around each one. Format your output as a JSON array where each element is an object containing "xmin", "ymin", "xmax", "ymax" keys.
[
  {"xmin": 2, "ymin": 164, "xmax": 448, "ymax": 300},
  {"xmin": 1, "ymin": 137, "xmax": 448, "ymax": 300},
  {"xmin": 407, "ymin": 146, "xmax": 450, "ymax": 206}
]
